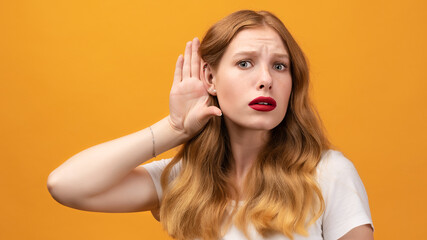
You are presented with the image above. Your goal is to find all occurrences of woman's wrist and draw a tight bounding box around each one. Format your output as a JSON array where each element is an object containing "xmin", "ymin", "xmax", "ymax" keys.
[{"xmin": 149, "ymin": 116, "xmax": 189, "ymax": 156}]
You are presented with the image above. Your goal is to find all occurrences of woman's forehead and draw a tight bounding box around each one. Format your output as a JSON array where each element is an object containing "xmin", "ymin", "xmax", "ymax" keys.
[{"xmin": 226, "ymin": 27, "xmax": 288, "ymax": 56}]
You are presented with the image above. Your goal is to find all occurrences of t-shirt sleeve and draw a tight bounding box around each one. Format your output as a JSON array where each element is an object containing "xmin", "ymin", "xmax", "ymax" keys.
[
  {"xmin": 317, "ymin": 150, "xmax": 374, "ymax": 240},
  {"xmin": 142, "ymin": 158, "xmax": 181, "ymax": 203}
]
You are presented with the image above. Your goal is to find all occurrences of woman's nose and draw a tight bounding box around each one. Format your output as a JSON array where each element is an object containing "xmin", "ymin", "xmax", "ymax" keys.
[{"xmin": 257, "ymin": 65, "xmax": 273, "ymax": 90}]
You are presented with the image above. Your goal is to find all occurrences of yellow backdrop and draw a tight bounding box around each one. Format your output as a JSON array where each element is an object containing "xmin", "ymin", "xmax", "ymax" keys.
[{"xmin": 1, "ymin": 0, "xmax": 426, "ymax": 239}]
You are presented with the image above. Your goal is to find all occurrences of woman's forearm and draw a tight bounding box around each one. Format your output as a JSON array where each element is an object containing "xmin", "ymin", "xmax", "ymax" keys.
[{"xmin": 47, "ymin": 116, "xmax": 187, "ymax": 200}]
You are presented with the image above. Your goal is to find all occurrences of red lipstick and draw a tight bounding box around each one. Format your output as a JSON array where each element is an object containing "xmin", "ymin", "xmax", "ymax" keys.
[{"xmin": 248, "ymin": 96, "xmax": 277, "ymax": 112}]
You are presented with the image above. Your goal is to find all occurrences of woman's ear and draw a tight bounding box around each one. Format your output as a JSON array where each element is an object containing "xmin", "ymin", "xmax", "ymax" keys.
[{"xmin": 201, "ymin": 62, "xmax": 217, "ymax": 96}]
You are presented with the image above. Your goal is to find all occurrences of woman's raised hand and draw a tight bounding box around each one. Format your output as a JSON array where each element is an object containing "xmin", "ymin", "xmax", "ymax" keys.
[{"xmin": 168, "ymin": 37, "xmax": 222, "ymax": 139}]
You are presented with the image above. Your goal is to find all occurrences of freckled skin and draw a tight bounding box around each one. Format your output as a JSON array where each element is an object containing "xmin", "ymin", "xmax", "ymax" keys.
[{"xmin": 212, "ymin": 27, "xmax": 292, "ymax": 131}]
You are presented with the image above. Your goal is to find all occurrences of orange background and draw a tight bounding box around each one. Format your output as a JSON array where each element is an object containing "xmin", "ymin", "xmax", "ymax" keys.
[{"xmin": 1, "ymin": 0, "xmax": 426, "ymax": 239}]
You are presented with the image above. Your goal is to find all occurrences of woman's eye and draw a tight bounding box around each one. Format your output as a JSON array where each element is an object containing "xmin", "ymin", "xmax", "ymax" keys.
[
  {"xmin": 238, "ymin": 61, "xmax": 252, "ymax": 68},
  {"xmin": 274, "ymin": 63, "xmax": 287, "ymax": 71}
]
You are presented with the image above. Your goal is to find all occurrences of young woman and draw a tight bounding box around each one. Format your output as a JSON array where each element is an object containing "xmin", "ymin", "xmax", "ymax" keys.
[{"xmin": 47, "ymin": 10, "xmax": 374, "ymax": 240}]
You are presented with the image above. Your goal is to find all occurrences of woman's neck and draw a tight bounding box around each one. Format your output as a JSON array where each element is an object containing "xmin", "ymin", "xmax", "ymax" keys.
[{"xmin": 225, "ymin": 120, "xmax": 270, "ymax": 189}]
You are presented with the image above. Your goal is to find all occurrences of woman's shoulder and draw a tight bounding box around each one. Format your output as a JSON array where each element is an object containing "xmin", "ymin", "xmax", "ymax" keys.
[
  {"xmin": 316, "ymin": 150, "xmax": 374, "ymax": 238},
  {"xmin": 142, "ymin": 157, "xmax": 182, "ymax": 176},
  {"xmin": 318, "ymin": 149, "xmax": 356, "ymax": 172},
  {"xmin": 316, "ymin": 149, "xmax": 360, "ymax": 183},
  {"xmin": 142, "ymin": 158, "xmax": 182, "ymax": 203}
]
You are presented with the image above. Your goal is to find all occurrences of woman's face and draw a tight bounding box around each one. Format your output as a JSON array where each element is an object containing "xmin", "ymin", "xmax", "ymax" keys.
[{"xmin": 211, "ymin": 26, "xmax": 292, "ymax": 131}]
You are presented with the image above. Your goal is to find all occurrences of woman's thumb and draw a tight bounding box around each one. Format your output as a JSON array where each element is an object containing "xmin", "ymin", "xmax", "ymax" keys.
[{"xmin": 199, "ymin": 106, "xmax": 222, "ymax": 123}]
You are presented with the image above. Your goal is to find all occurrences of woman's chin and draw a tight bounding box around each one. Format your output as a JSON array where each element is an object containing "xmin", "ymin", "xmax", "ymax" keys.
[{"xmin": 226, "ymin": 119, "xmax": 281, "ymax": 132}]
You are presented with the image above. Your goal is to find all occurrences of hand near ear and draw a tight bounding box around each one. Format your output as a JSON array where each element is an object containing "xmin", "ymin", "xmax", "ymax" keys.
[{"xmin": 168, "ymin": 37, "xmax": 222, "ymax": 140}]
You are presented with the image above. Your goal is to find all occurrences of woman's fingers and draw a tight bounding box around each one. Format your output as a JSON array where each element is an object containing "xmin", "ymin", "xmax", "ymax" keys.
[
  {"xmin": 182, "ymin": 41, "xmax": 192, "ymax": 80},
  {"xmin": 181, "ymin": 37, "xmax": 201, "ymax": 81},
  {"xmin": 191, "ymin": 37, "xmax": 200, "ymax": 79},
  {"xmin": 172, "ymin": 54, "xmax": 183, "ymax": 86}
]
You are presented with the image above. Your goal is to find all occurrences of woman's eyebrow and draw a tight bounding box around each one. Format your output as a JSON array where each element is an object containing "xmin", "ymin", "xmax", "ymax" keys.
[
  {"xmin": 232, "ymin": 51, "xmax": 289, "ymax": 59},
  {"xmin": 273, "ymin": 53, "xmax": 290, "ymax": 59},
  {"xmin": 232, "ymin": 50, "xmax": 257, "ymax": 57}
]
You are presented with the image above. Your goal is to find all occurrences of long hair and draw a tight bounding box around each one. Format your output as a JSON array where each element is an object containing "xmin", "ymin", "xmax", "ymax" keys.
[{"xmin": 159, "ymin": 10, "xmax": 330, "ymax": 240}]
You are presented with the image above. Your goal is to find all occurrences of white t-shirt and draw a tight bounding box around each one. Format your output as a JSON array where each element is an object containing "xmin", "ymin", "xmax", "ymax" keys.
[{"xmin": 143, "ymin": 149, "xmax": 374, "ymax": 240}]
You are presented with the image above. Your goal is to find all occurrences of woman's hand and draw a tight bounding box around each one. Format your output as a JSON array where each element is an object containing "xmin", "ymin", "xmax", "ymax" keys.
[{"xmin": 168, "ymin": 37, "xmax": 222, "ymax": 139}]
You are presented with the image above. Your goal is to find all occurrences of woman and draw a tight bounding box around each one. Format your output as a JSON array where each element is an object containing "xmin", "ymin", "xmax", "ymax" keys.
[{"xmin": 47, "ymin": 10, "xmax": 374, "ymax": 240}]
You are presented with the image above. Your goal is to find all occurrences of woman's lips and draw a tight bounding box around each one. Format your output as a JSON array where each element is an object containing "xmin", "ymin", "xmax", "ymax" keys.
[{"xmin": 248, "ymin": 96, "xmax": 277, "ymax": 112}]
